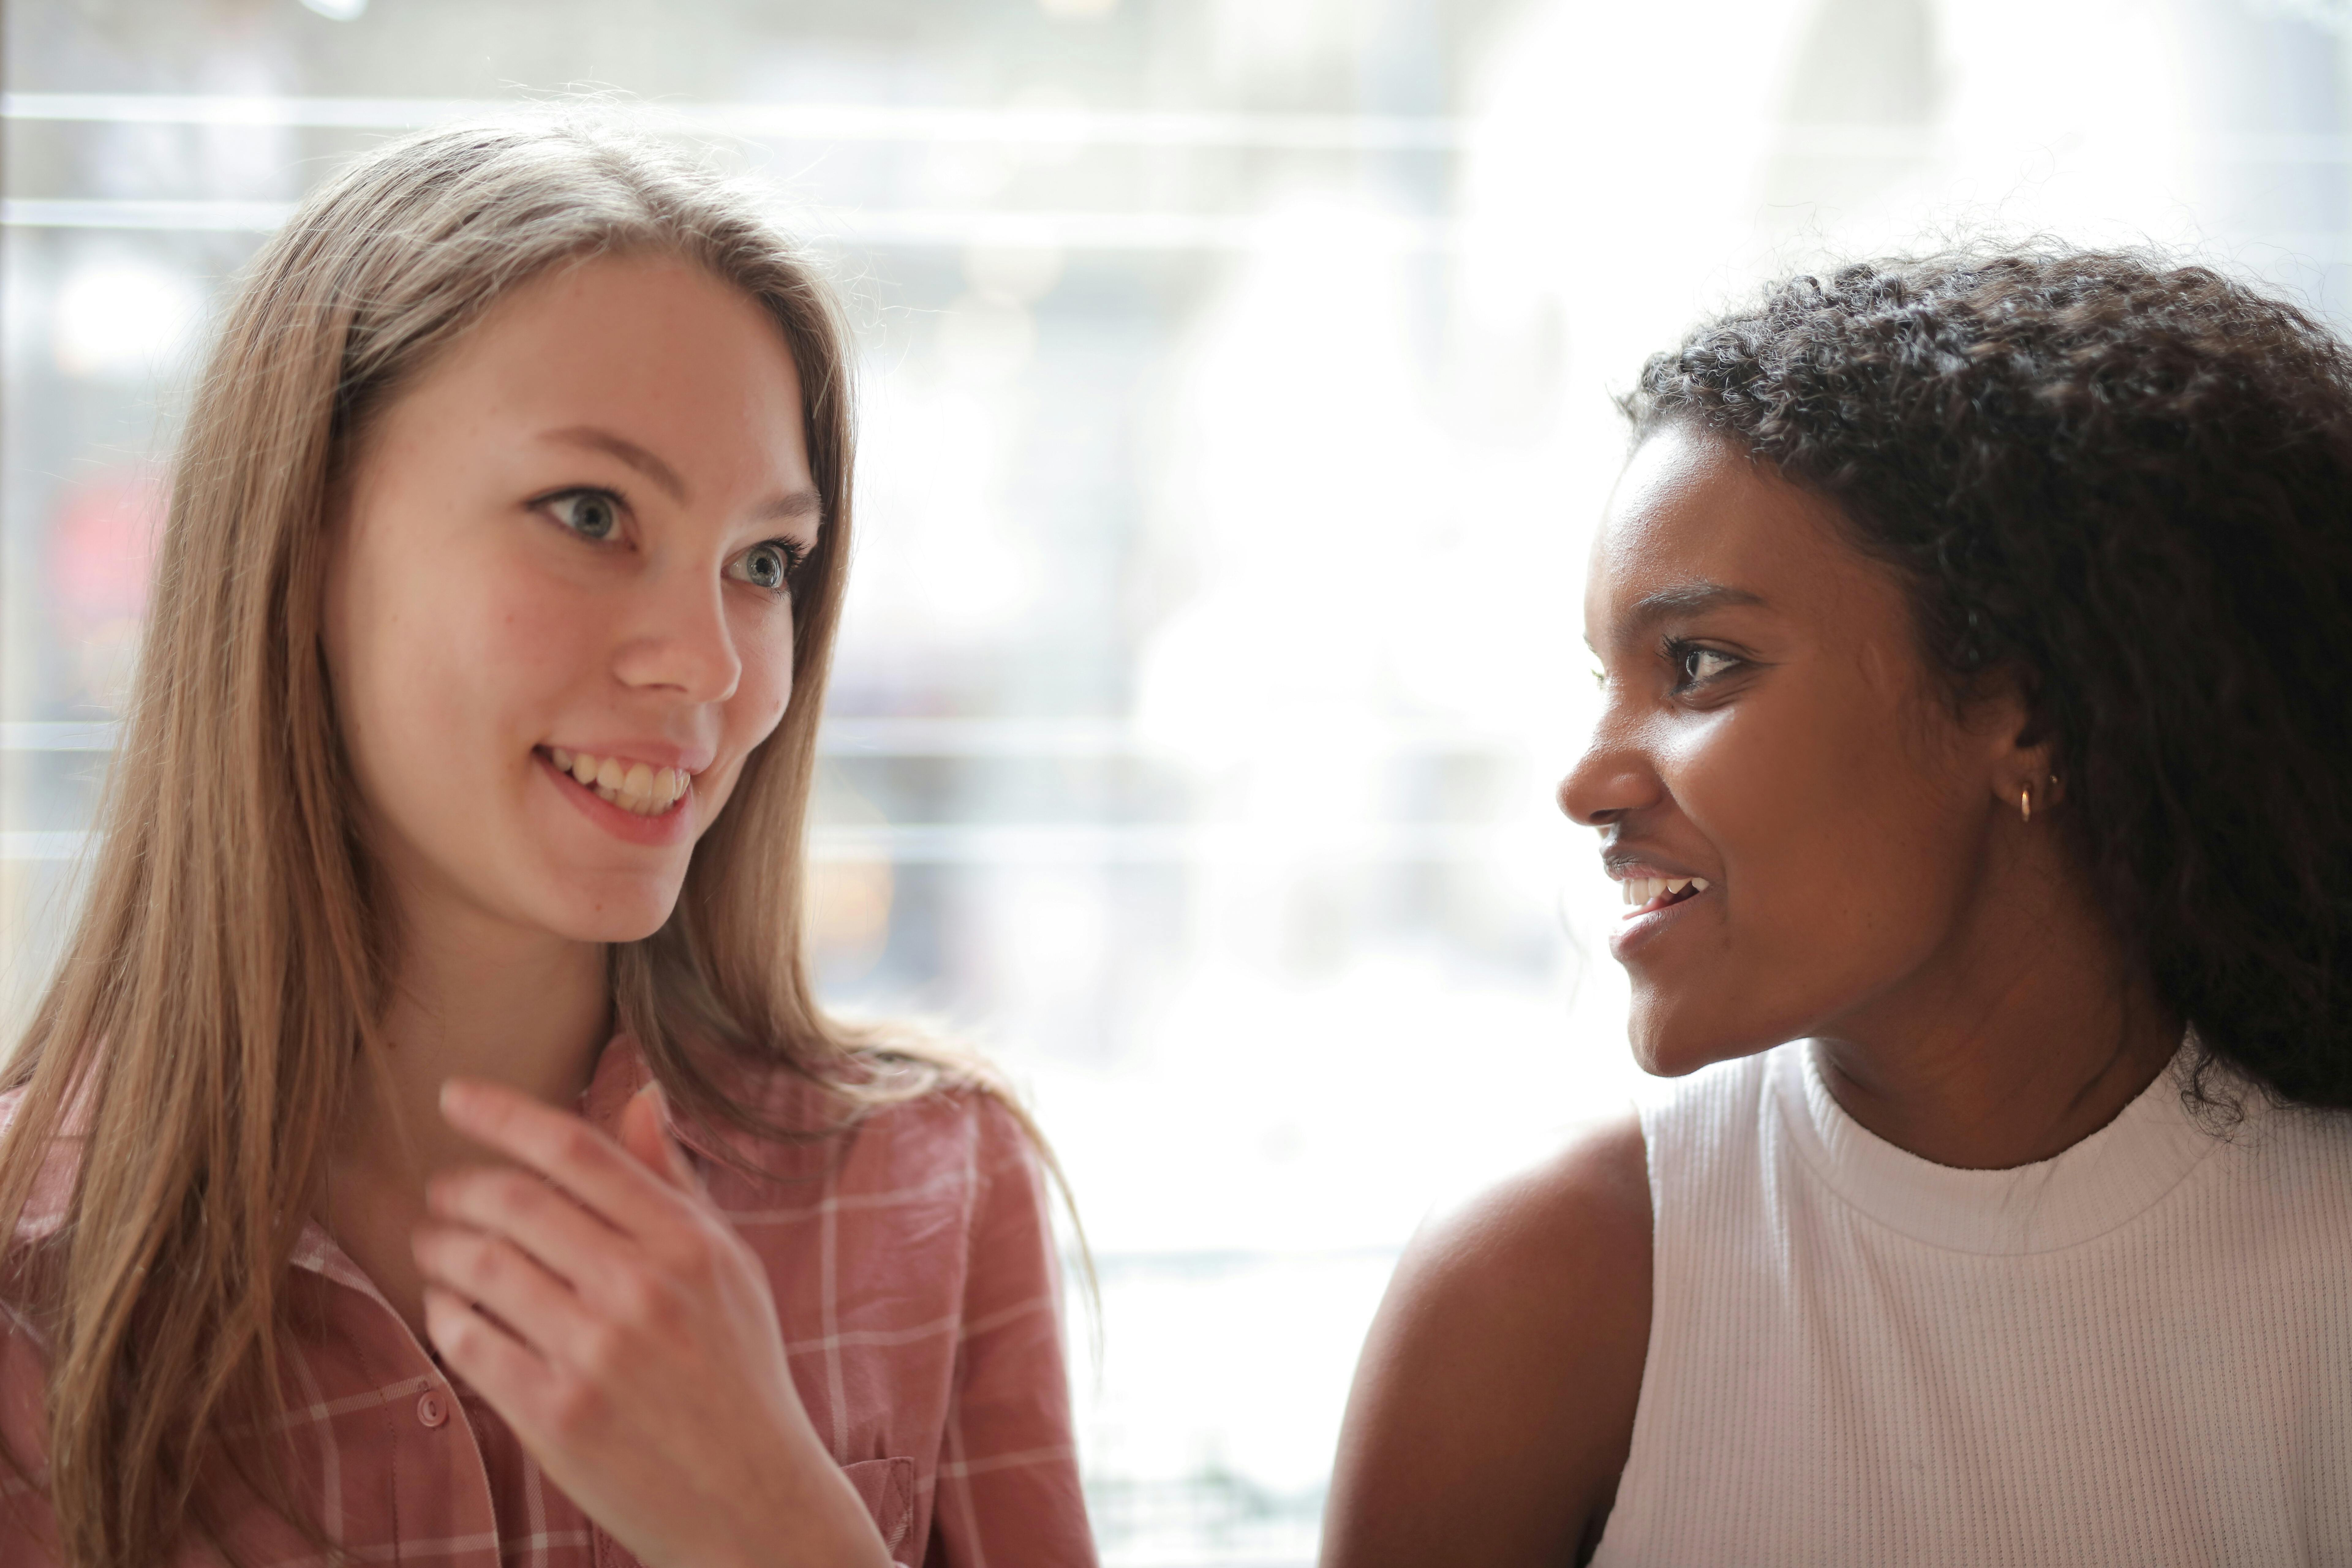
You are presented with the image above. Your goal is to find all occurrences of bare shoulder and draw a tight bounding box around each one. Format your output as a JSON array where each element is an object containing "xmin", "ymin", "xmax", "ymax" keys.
[{"xmin": 1322, "ymin": 1110, "xmax": 1651, "ymax": 1568}]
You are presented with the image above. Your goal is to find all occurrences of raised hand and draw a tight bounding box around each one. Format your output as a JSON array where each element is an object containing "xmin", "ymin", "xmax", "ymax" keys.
[{"xmin": 413, "ymin": 1077, "xmax": 893, "ymax": 1568}]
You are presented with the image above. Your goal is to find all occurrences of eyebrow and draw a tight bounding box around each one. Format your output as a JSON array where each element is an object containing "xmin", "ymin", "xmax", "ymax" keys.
[
  {"xmin": 756, "ymin": 489, "xmax": 826, "ymax": 526},
  {"xmin": 543, "ymin": 425, "xmax": 825, "ymax": 527},
  {"xmin": 1627, "ymin": 581, "xmax": 1766, "ymax": 624},
  {"xmin": 1587, "ymin": 580, "xmax": 1767, "ymax": 652},
  {"xmin": 544, "ymin": 426, "xmax": 689, "ymax": 503}
]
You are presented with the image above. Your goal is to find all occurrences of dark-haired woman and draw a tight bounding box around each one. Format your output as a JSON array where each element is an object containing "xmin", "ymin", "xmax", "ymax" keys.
[{"xmin": 1322, "ymin": 251, "xmax": 2352, "ymax": 1566}]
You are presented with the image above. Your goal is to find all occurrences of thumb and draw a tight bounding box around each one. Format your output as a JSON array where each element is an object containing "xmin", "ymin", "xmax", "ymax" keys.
[{"xmin": 618, "ymin": 1081, "xmax": 701, "ymax": 1193}]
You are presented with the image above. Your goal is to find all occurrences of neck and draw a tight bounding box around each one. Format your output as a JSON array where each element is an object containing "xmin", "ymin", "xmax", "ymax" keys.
[
  {"xmin": 322, "ymin": 883, "xmax": 612, "ymax": 1335},
  {"xmin": 1813, "ymin": 844, "xmax": 2180, "ymax": 1171},
  {"xmin": 343, "ymin": 887, "xmax": 611, "ymax": 1189}
]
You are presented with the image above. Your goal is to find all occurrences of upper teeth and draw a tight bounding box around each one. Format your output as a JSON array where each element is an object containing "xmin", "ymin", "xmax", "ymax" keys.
[
  {"xmin": 549, "ymin": 747, "xmax": 690, "ymax": 816},
  {"xmin": 1622, "ymin": 875, "xmax": 1710, "ymax": 906}
]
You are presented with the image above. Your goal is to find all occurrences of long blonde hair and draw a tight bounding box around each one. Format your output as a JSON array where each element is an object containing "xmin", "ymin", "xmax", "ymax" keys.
[{"xmin": 0, "ymin": 113, "xmax": 997, "ymax": 1566}]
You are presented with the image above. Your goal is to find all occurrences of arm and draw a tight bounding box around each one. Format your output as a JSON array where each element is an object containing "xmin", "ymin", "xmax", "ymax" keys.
[
  {"xmin": 1321, "ymin": 1113, "xmax": 1651, "ymax": 1568},
  {"xmin": 925, "ymin": 1094, "xmax": 1095, "ymax": 1568}
]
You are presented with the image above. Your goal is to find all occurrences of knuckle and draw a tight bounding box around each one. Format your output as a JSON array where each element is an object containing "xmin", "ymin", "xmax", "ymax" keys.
[
  {"xmin": 500, "ymin": 1176, "xmax": 564, "ymax": 1231},
  {"xmin": 541, "ymin": 1366, "xmax": 605, "ymax": 1434},
  {"xmin": 606, "ymin": 1262, "xmax": 661, "ymax": 1325},
  {"xmin": 669, "ymin": 1228, "xmax": 720, "ymax": 1280},
  {"xmin": 433, "ymin": 1303, "xmax": 479, "ymax": 1354},
  {"xmin": 468, "ymin": 1236, "xmax": 515, "ymax": 1291},
  {"xmin": 644, "ymin": 1278, "xmax": 691, "ymax": 1334},
  {"xmin": 574, "ymin": 1317, "xmax": 631, "ymax": 1380},
  {"xmin": 485, "ymin": 1169, "xmax": 541, "ymax": 1211},
  {"xmin": 556, "ymin": 1125, "xmax": 605, "ymax": 1170}
]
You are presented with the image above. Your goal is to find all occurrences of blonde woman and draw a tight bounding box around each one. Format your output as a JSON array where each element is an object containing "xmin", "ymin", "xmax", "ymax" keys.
[{"xmin": 0, "ymin": 118, "xmax": 1093, "ymax": 1568}]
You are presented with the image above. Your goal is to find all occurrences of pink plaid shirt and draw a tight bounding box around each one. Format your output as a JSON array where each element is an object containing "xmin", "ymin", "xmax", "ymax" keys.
[{"xmin": 0, "ymin": 1038, "xmax": 1096, "ymax": 1567}]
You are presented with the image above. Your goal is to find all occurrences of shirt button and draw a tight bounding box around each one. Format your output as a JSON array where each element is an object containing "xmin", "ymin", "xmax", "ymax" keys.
[{"xmin": 416, "ymin": 1390, "xmax": 449, "ymax": 1429}]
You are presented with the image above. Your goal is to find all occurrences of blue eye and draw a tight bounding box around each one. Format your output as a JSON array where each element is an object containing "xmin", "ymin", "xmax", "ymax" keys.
[
  {"xmin": 726, "ymin": 541, "xmax": 803, "ymax": 594},
  {"xmin": 546, "ymin": 490, "xmax": 620, "ymax": 541}
]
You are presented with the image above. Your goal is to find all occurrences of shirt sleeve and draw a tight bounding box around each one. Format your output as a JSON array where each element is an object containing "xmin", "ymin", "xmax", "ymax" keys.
[{"xmin": 922, "ymin": 1093, "xmax": 1097, "ymax": 1568}]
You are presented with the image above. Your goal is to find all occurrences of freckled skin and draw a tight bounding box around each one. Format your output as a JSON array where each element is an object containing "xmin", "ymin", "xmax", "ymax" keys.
[
  {"xmin": 322, "ymin": 255, "xmax": 818, "ymax": 946},
  {"xmin": 307, "ymin": 255, "xmax": 903, "ymax": 1568}
]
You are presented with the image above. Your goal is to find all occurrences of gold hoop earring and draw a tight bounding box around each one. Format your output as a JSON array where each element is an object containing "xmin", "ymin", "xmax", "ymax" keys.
[{"xmin": 2019, "ymin": 786, "xmax": 2033, "ymax": 825}]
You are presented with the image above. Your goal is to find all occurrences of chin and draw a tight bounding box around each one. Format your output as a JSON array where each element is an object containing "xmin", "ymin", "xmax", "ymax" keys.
[
  {"xmin": 533, "ymin": 879, "xmax": 684, "ymax": 946},
  {"xmin": 569, "ymin": 911, "xmax": 676, "ymax": 945},
  {"xmin": 1626, "ymin": 989, "xmax": 1784, "ymax": 1079}
]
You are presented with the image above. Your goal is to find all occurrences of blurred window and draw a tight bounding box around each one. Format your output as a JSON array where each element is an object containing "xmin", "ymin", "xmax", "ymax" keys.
[{"xmin": 7, "ymin": 1, "xmax": 2352, "ymax": 1560}]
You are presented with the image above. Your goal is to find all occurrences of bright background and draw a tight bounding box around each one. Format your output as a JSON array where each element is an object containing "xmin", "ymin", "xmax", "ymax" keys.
[{"xmin": 6, "ymin": 0, "xmax": 2352, "ymax": 1562}]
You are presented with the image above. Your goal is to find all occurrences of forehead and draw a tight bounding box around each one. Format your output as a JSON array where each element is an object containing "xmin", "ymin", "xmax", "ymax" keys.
[
  {"xmin": 1585, "ymin": 422, "xmax": 1869, "ymax": 641},
  {"xmin": 406, "ymin": 253, "xmax": 813, "ymax": 492}
]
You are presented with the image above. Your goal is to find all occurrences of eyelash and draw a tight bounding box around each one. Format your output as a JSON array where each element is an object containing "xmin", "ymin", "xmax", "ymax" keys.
[
  {"xmin": 534, "ymin": 486, "xmax": 810, "ymax": 597},
  {"xmin": 732, "ymin": 537, "xmax": 811, "ymax": 597},
  {"xmin": 538, "ymin": 486, "xmax": 627, "ymax": 542},
  {"xmin": 1663, "ymin": 636, "xmax": 1743, "ymax": 694}
]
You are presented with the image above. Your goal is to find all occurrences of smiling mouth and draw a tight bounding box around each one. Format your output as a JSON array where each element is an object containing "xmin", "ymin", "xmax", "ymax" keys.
[
  {"xmin": 542, "ymin": 747, "xmax": 693, "ymax": 818},
  {"xmin": 1621, "ymin": 875, "xmax": 1710, "ymax": 918}
]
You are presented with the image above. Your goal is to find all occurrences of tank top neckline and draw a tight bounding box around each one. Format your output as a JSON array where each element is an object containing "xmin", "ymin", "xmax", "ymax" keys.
[{"xmin": 1767, "ymin": 1039, "xmax": 2221, "ymax": 1255}]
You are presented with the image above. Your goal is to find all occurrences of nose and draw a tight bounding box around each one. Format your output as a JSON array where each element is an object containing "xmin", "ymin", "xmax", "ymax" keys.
[
  {"xmin": 610, "ymin": 559, "xmax": 744, "ymax": 704},
  {"xmin": 1556, "ymin": 715, "xmax": 1664, "ymax": 828}
]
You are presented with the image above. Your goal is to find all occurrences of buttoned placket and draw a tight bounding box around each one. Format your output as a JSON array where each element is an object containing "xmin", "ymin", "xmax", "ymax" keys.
[{"xmin": 293, "ymin": 1223, "xmax": 507, "ymax": 1561}]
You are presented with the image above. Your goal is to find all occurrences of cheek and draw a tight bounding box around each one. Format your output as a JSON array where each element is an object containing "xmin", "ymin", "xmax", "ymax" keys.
[
  {"xmin": 400, "ymin": 555, "xmax": 590, "ymax": 744},
  {"xmin": 696, "ymin": 606, "xmax": 797, "ymax": 821},
  {"xmin": 733, "ymin": 603, "xmax": 796, "ymax": 733},
  {"xmin": 1679, "ymin": 703, "xmax": 1868, "ymax": 906},
  {"xmin": 468, "ymin": 566, "xmax": 606, "ymax": 723},
  {"xmin": 1695, "ymin": 678, "xmax": 1957, "ymax": 892},
  {"xmin": 334, "ymin": 528, "xmax": 597, "ymax": 830},
  {"xmin": 1649, "ymin": 693, "xmax": 1977, "ymax": 1049}
]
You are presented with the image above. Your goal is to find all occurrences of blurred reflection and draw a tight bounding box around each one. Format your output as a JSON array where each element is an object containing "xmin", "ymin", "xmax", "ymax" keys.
[
  {"xmin": 45, "ymin": 468, "xmax": 162, "ymax": 711},
  {"xmin": 9, "ymin": 1, "xmax": 2352, "ymax": 1561}
]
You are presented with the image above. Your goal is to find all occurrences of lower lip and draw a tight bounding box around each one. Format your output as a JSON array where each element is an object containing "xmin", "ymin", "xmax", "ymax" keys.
[
  {"xmin": 1608, "ymin": 885, "xmax": 1711, "ymax": 962},
  {"xmin": 537, "ymin": 750, "xmax": 698, "ymax": 847}
]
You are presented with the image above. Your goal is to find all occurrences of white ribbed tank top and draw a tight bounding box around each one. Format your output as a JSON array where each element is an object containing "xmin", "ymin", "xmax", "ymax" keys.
[{"xmin": 1591, "ymin": 1041, "xmax": 2352, "ymax": 1566}]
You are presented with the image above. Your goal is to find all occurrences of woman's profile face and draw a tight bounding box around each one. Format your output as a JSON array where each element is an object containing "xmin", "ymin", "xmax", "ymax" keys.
[
  {"xmin": 324, "ymin": 253, "xmax": 819, "ymax": 947},
  {"xmin": 1561, "ymin": 423, "xmax": 2029, "ymax": 1076}
]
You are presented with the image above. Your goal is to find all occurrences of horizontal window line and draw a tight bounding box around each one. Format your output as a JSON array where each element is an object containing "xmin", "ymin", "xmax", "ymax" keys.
[
  {"xmin": 1, "ymin": 724, "xmax": 116, "ymax": 752},
  {"xmin": 0, "ymin": 92, "xmax": 1466, "ymax": 151},
  {"xmin": 1080, "ymin": 1244, "xmax": 1403, "ymax": 1280},
  {"xmin": 3, "ymin": 197, "xmax": 299, "ymax": 232},
  {"xmin": 0, "ymin": 823, "xmax": 1556, "ymax": 865},
  {"xmin": 808, "ymin": 822, "xmax": 1555, "ymax": 864},
  {"xmin": 13, "ymin": 206, "xmax": 2352, "ymax": 266},
  {"xmin": 0, "ymin": 197, "xmax": 1457, "ymax": 251},
  {"xmin": 0, "ymin": 719, "xmax": 1527, "ymax": 759},
  {"xmin": 1, "ymin": 832, "xmax": 89, "ymax": 862},
  {"xmin": 9, "ymin": 97, "xmax": 2352, "ymax": 166},
  {"xmin": 814, "ymin": 717, "xmax": 1523, "ymax": 757}
]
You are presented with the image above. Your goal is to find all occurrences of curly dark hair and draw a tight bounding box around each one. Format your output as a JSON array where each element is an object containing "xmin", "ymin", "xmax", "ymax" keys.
[{"xmin": 1625, "ymin": 248, "xmax": 2352, "ymax": 1110}]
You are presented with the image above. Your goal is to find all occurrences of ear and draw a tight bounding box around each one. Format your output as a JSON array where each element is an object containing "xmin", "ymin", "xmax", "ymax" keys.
[
  {"xmin": 1969, "ymin": 666, "xmax": 2059, "ymax": 819},
  {"xmin": 618, "ymin": 1081, "xmax": 703, "ymax": 1194}
]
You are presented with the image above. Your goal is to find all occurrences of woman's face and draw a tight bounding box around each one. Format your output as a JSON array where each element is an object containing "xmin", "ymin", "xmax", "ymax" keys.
[
  {"xmin": 324, "ymin": 253, "xmax": 819, "ymax": 947},
  {"xmin": 1560, "ymin": 423, "xmax": 2032, "ymax": 1076}
]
